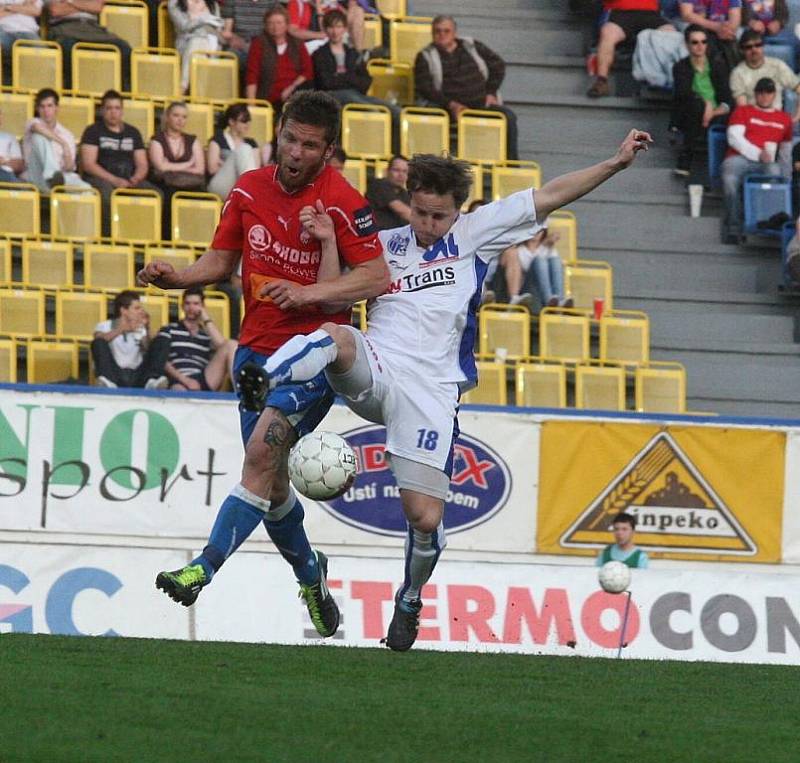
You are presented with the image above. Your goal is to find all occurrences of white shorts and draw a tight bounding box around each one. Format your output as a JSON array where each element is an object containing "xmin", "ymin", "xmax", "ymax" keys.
[{"xmin": 326, "ymin": 326, "xmax": 459, "ymax": 476}]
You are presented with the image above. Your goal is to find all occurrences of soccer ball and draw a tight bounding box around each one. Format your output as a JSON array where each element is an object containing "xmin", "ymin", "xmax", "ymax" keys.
[
  {"xmin": 598, "ymin": 561, "xmax": 631, "ymax": 594},
  {"xmin": 288, "ymin": 431, "xmax": 357, "ymax": 500}
]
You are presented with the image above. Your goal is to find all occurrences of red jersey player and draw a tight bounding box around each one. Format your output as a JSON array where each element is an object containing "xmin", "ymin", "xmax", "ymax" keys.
[{"xmin": 137, "ymin": 91, "xmax": 389, "ymax": 637}]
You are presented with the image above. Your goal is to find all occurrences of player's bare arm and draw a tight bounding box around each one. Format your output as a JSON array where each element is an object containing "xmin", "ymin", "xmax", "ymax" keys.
[
  {"xmin": 534, "ymin": 129, "xmax": 652, "ymax": 221},
  {"xmin": 136, "ymin": 249, "xmax": 240, "ymax": 290}
]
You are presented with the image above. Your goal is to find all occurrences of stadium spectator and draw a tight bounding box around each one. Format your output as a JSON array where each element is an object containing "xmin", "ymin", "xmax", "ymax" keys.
[
  {"xmin": 288, "ymin": 0, "xmax": 368, "ymax": 53},
  {"xmin": 671, "ymin": 24, "xmax": 732, "ymax": 176},
  {"xmin": 91, "ymin": 290, "xmax": 170, "ymax": 389},
  {"xmin": 721, "ymin": 77, "xmax": 792, "ymax": 242},
  {"xmin": 22, "ymin": 88, "xmax": 88, "ymax": 191},
  {"xmin": 245, "ymin": 4, "xmax": 313, "ymax": 110},
  {"xmin": 366, "ymin": 154, "xmax": 410, "ymax": 229},
  {"xmin": 679, "ymin": 1, "xmax": 742, "ymax": 71},
  {"xmin": 595, "ymin": 512, "xmax": 650, "ymax": 568},
  {"xmin": 168, "ymin": 0, "xmax": 224, "ymax": 94},
  {"xmin": 206, "ymin": 103, "xmax": 261, "ymax": 200},
  {"xmin": 46, "ymin": 0, "xmax": 133, "ymax": 91},
  {"xmin": 158, "ymin": 287, "xmax": 237, "ymax": 392},
  {"xmin": 219, "ymin": 0, "xmax": 274, "ymax": 71},
  {"xmin": 743, "ymin": 0, "xmax": 791, "ymax": 43},
  {"xmin": 729, "ymin": 29, "xmax": 800, "ymax": 115},
  {"xmin": 587, "ymin": 1, "xmax": 675, "ymax": 98},
  {"xmin": 79, "ymin": 90, "xmax": 161, "ymax": 236},
  {"xmin": 414, "ymin": 14, "xmax": 519, "ymax": 160},
  {"xmin": 149, "ymin": 101, "xmax": 206, "ymax": 194},
  {"xmin": 0, "ymin": 0, "xmax": 42, "ymax": 79},
  {"xmin": 501, "ymin": 226, "xmax": 572, "ymax": 309},
  {"xmin": 0, "ymin": 108, "xmax": 24, "ymax": 183}
]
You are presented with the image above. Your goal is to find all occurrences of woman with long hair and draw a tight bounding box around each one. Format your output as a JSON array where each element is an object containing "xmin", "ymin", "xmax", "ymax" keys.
[
  {"xmin": 168, "ymin": 0, "xmax": 224, "ymax": 93},
  {"xmin": 206, "ymin": 103, "xmax": 262, "ymax": 199}
]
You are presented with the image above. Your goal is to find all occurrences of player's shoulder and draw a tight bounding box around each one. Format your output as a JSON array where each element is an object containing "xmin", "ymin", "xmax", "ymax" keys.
[
  {"xmin": 318, "ymin": 165, "xmax": 367, "ymax": 204},
  {"xmin": 379, "ymin": 224, "xmax": 413, "ymax": 249},
  {"xmin": 227, "ymin": 164, "xmax": 276, "ymax": 202}
]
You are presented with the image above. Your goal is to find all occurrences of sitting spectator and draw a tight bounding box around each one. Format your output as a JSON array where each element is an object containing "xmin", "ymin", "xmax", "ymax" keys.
[
  {"xmin": 743, "ymin": 0, "xmax": 792, "ymax": 47},
  {"xmin": 288, "ymin": 0, "xmax": 368, "ymax": 54},
  {"xmin": 0, "ymin": 0, "xmax": 42, "ymax": 79},
  {"xmin": 501, "ymin": 226, "xmax": 573, "ymax": 309},
  {"xmin": 158, "ymin": 288, "xmax": 238, "ymax": 392},
  {"xmin": 0, "ymin": 108, "xmax": 24, "ymax": 183},
  {"xmin": 679, "ymin": 1, "xmax": 742, "ymax": 71},
  {"xmin": 45, "ymin": 0, "xmax": 133, "ymax": 90},
  {"xmin": 414, "ymin": 14, "xmax": 519, "ymax": 159},
  {"xmin": 671, "ymin": 24, "xmax": 733, "ymax": 175},
  {"xmin": 245, "ymin": 4, "xmax": 313, "ymax": 110},
  {"xmin": 327, "ymin": 145, "xmax": 347, "ymax": 172},
  {"xmin": 149, "ymin": 101, "xmax": 206, "ymax": 193},
  {"xmin": 91, "ymin": 290, "xmax": 171, "ymax": 389},
  {"xmin": 79, "ymin": 89, "xmax": 161, "ymax": 235},
  {"xmin": 206, "ymin": 103, "xmax": 261, "ymax": 200},
  {"xmin": 23, "ymin": 87, "xmax": 88, "ymax": 191},
  {"xmin": 219, "ymin": 0, "xmax": 274, "ymax": 71},
  {"xmin": 168, "ymin": 0, "xmax": 224, "ymax": 94},
  {"xmin": 721, "ymin": 77, "xmax": 792, "ymax": 242},
  {"xmin": 730, "ymin": 29, "xmax": 800, "ymax": 117},
  {"xmin": 587, "ymin": 1, "xmax": 675, "ymax": 98},
  {"xmin": 366, "ymin": 154, "xmax": 410, "ymax": 230}
]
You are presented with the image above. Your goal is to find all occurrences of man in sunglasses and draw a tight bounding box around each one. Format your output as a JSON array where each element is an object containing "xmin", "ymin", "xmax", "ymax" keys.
[{"xmin": 730, "ymin": 29, "xmax": 800, "ymax": 119}]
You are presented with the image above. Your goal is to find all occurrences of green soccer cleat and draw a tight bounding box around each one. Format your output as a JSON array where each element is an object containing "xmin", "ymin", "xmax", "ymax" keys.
[
  {"xmin": 298, "ymin": 551, "xmax": 340, "ymax": 638},
  {"xmin": 385, "ymin": 597, "xmax": 422, "ymax": 652},
  {"xmin": 155, "ymin": 564, "xmax": 209, "ymax": 607}
]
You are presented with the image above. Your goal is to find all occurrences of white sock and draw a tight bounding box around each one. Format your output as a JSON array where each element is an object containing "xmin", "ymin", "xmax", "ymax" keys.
[{"xmin": 264, "ymin": 329, "xmax": 339, "ymax": 386}]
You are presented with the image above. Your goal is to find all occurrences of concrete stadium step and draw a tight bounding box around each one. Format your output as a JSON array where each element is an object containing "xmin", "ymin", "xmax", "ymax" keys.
[
  {"xmin": 614, "ymin": 290, "xmax": 792, "ymax": 317},
  {"xmin": 646, "ymin": 309, "xmax": 797, "ymax": 345}
]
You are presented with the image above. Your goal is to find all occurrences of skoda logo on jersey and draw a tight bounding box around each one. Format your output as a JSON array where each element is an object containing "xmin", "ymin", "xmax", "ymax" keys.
[
  {"xmin": 248, "ymin": 224, "xmax": 272, "ymax": 252},
  {"xmin": 321, "ymin": 425, "xmax": 512, "ymax": 537},
  {"xmin": 421, "ymin": 233, "xmax": 459, "ymax": 264}
]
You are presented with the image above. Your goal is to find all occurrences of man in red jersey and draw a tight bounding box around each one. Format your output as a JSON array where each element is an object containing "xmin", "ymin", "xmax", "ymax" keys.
[
  {"xmin": 137, "ymin": 91, "xmax": 389, "ymax": 637},
  {"xmin": 588, "ymin": 0, "xmax": 675, "ymax": 97}
]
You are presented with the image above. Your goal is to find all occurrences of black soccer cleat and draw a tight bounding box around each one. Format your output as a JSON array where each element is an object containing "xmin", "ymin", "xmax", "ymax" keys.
[
  {"xmin": 155, "ymin": 564, "xmax": 209, "ymax": 607},
  {"xmin": 385, "ymin": 596, "xmax": 422, "ymax": 652},
  {"xmin": 237, "ymin": 362, "xmax": 269, "ymax": 413},
  {"xmin": 298, "ymin": 551, "xmax": 340, "ymax": 638}
]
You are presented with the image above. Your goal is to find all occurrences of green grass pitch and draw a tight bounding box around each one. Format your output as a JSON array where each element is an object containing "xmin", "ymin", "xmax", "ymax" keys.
[{"xmin": 1, "ymin": 634, "xmax": 797, "ymax": 762}]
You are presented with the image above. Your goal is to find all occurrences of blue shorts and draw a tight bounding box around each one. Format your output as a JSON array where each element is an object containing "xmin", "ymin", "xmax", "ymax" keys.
[{"xmin": 233, "ymin": 346, "xmax": 335, "ymax": 446}]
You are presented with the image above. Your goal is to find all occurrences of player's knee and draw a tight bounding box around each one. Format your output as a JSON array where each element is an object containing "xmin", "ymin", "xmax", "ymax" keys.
[{"xmin": 410, "ymin": 513, "xmax": 441, "ymax": 535}]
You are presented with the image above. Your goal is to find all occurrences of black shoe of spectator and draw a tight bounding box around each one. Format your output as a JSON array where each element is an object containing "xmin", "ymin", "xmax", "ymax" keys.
[
  {"xmin": 587, "ymin": 77, "xmax": 610, "ymax": 98},
  {"xmin": 674, "ymin": 155, "xmax": 691, "ymax": 177},
  {"xmin": 756, "ymin": 212, "xmax": 791, "ymax": 230}
]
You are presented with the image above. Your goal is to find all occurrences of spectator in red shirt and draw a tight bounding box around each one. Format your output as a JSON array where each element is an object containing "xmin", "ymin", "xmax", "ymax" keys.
[
  {"xmin": 588, "ymin": 0, "xmax": 674, "ymax": 97},
  {"xmin": 245, "ymin": 4, "xmax": 313, "ymax": 109},
  {"xmin": 721, "ymin": 76, "xmax": 793, "ymax": 242}
]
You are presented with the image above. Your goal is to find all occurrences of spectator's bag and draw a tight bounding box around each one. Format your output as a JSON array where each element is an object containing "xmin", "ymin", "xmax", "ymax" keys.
[{"xmin": 158, "ymin": 171, "xmax": 206, "ymax": 190}]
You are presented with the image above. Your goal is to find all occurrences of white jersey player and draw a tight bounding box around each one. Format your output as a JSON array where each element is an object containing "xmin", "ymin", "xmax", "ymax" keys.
[{"xmin": 237, "ymin": 130, "xmax": 652, "ymax": 651}]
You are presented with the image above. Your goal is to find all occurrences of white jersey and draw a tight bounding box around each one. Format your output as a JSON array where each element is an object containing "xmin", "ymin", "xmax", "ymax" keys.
[{"xmin": 368, "ymin": 189, "xmax": 540, "ymax": 391}]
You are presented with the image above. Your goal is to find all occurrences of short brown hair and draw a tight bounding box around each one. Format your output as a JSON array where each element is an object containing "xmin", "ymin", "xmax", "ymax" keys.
[
  {"xmin": 407, "ymin": 154, "xmax": 472, "ymax": 208},
  {"xmin": 281, "ymin": 90, "xmax": 341, "ymax": 145},
  {"xmin": 323, "ymin": 9, "xmax": 347, "ymax": 28}
]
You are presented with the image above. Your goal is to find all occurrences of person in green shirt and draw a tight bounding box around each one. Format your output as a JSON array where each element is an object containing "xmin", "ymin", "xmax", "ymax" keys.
[
  {"xmin": 671, "ymin": 24, "xmax": 733, "ymax": 176},
  {"xmin": 596, "ymin": 512, "xmax": 649, "ymax": 569}
]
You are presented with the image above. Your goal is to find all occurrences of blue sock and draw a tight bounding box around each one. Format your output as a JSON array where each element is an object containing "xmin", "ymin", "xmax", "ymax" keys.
[
  {"xmin": 192, "ymin": 485, "xmax": 268, "ymax": 580},
  {"xmin": 263, "ymin": 497, "xmax": 319, "ymax": 585}
]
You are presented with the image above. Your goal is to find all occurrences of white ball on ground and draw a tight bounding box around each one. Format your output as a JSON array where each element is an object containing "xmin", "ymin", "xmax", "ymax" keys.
[
  {"xmin": 598, "ymin": 560, "xmax": 631, "ymax": 594},
  {"xmin": 288, "ymin": 431, "xmax": 357, "ymax": 500}
]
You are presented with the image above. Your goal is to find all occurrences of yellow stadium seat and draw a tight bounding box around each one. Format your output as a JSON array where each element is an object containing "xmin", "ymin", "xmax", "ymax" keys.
[
  {"xmin": 56, "ymin": 291, "xmax": 108, "ymax": 341},
  {"xmin": 389, "ymin": 16, "xmax": 433, "ymax": 65},
  {"xmin": 0, "ymin": 92, "xmax": 33, "ymax": 139},
  {"xmin": 158, "ymin": 0, "xmax": 175, "ymax": 49},
  {"xmin": 111, "ymin": 188, "xmax": 162, "ymax": 243},
  {"xmin": 565, "ymin": 260, "xmax": 613, "ymax": 314},
  {"xmin": 458, "ymin": 108, "xmax": 507, "ymax": 164},
  {"xmin": 367, "ymin": 59, "xmax": 414, "ymax": 106},
  {"xmin": 341, "ymin": 103, "xmax": 392, "ymax": 160},
  {"xmin": 229, "ymin": 99, "xmax": 274, "ymax": 146},
  {"xmin": 478, "ymin": 304, "xmax": 530, "ymax": 359},
  {"xmin": 50, "ymin": 186, "xmax": 102, "ymax": 241},
  {"xmin": 461, "ymin": 361, "xmax": 507, "ymax": 405},
  {"xmin": 171, "ymin": 192, "xmax": 221, "ymax": 247},
  {"xmin": 203, "ymin": 291, "xmax": 231, "ymax": 339},
  {"xmin": 575, "ymin": 363, "xmax": 626, "ymax": 411},
  {"xmin": 599, "ymin": 310, "xmax": 650, "ymax": 367},
  {"xmin": 0, "ymin": 289, "xmax": 45, "ymax": 337},
  {"xmin": 22, "ymin": 240, "xmax": 73, "ymax": 288},
  {"xmin": 123, "ymin": 97, "xmax": 156, "ymax": 144},
  {"xmin": 635, "ymin": 362, "xmax": 687, "ymax": 414},
  {"xmin": 364, "ymin": 14, "xmax": 383, "ymax": 50},
  {"xmin": 101, "ymin": 0, "xmax": 149, "ymax": 49},
  {"xmin": 190, "ymin": 51, "xmax": 238, "ymax": 102},
  {"xmin": 538, "ymin": 308, "xmax": 590, "ymax": 363},
  {"xmin": 0, "ymin": 238, "xmax": 11, "ymax": 283},
  {"xmin": 491, "ymin": 161, "xmax": 542, "ymax": 199},
  {"xmin": 26, "ymin": 340, "xmax": 79, "ymax": 383},
  {"xmin": 138, "ymin": 290, "xmax": 171, "ymax": 327},
  {"xmin": 547, "ymin": 210, "xmax": 578, "ymax": 263},
  {"xmin": 515, "ymin": 359, "xmax": 566, "ymax": 408},
  {"xmin": 0, "ymin": 182, "xmax": 39, "ymax": 238},
  {"xmin": 83, "ymin": 243, "xmax": 136, "ymax": 289},
  {"xmin": 342, "ymin": 159, "xmax": 367, "ymax": 193},
  {"xmin": 72, "ymin": 43, "xmax": 122, "ymax": 97},
  {"xmin": 12, "ymin": 39, "xmax": 62, "ymax": 93},
  {"xmin": 380, "ymin": 0, "xmax": 407, "ymax": 18},
  {"xmin": 131, "ymin": 47, "xmax": 180, "ymax": 100},
  {"xmin": 400, "ymin": 106, "xmax": 449, "ymax": 157},
  {"xmin": 0, "ymin": 338, "xmax": 17, "ymax": 382},
  {"xmin": 185, "ymin": 100, "xmax": 215, "ymax": 146},
  {"xmin": 58, "ymin": 95, "xmax": 95, "ymax": 143},
  {"xmin": 371, "ymin": 158, "xmax": 388, "ymax": 177},
  {"xmin": 462, "ymin": 163, "xmax": 484, "ymax": 211},
  {"xmin": 351, "ymin": 300, "xmax": 367, "ymax": 332},
  {"xmin": 144, "ymin": 246, "xmax": 195, "ymax": 273}
]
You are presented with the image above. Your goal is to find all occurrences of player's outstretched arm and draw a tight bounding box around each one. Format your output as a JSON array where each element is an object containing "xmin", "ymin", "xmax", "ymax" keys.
[
  {"xmin": 534, "ymin": 129, "xmax": 652, "ymax": 221},
  {"xmin": 137, "ymin": 249, "xmax": 240, "ymax": 290}
]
